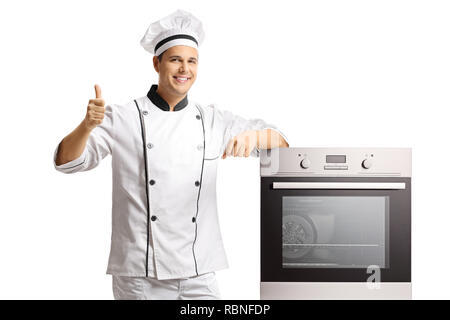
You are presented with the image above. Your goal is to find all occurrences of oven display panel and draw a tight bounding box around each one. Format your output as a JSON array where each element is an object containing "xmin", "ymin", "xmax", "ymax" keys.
[{"xmin": 326, "ymin": 155, "xmax": 346, "ymax": 163}]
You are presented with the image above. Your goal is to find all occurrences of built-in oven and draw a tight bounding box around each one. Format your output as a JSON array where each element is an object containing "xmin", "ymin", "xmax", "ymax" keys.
[{"xmin": 260, "ymin": 148, "xmax": 411, "ymax": 299}]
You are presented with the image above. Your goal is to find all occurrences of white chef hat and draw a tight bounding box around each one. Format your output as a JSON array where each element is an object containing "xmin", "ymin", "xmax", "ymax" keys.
[{"xmin": 140, "ymin": 9, "xmax": 205, "ymax": 57}]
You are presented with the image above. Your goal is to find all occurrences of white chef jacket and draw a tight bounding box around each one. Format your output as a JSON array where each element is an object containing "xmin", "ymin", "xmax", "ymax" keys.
[{"xmin": 53, "ymin": 84, "xmax": 287, "ymax": 280}]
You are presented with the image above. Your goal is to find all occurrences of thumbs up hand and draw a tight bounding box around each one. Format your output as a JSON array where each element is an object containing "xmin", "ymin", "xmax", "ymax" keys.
[{"xmin": 84, "ymin": 84, "xmax": 106, "ymax": 131}]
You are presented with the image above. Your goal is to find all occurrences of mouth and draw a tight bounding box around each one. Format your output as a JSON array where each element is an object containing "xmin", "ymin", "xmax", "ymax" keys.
[{"xmin": 173, "ymin": 76, "xmax": 191, "ymax": 84}]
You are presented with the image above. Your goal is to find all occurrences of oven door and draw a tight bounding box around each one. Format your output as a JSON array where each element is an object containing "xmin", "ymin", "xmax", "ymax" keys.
[{"xmin": 261, "ymin": 177, "xmax": 411, "ymax": 282}]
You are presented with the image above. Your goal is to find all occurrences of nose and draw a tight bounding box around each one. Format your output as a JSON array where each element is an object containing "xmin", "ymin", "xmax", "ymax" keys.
[{"xmin": 179, "ymin": 60, "xmax": 189, "ymax": 73}]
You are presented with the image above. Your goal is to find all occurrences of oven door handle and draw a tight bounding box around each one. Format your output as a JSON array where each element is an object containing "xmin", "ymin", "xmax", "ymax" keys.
[{"xmin": 272, "ymin": 182, "xmax": 406, "ymax": 190}]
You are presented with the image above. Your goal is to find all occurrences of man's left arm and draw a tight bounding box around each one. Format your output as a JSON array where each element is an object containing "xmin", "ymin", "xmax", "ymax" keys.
[{"xmin": 223, "ymin": 128, "xmax": 289, "ymax": 159}]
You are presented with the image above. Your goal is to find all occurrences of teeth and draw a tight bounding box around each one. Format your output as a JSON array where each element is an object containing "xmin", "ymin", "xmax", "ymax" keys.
[{"xmin": 176, "ymin": 77, "xmax": 188, "ymax": 81}]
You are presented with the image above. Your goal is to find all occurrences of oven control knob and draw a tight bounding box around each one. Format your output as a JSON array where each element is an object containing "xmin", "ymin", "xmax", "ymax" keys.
[
  {"xmin": 300, "ymin": 158, "xmax": 311, "ymax": 169},
  {"xmin": 362, "ymin": 158, "xmax": 372, "ymax": 169}
]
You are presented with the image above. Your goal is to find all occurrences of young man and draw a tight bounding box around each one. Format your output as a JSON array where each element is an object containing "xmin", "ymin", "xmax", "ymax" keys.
[{"xmin": 54, "ymin": 9, "xmax": 289, "ymax": 300}]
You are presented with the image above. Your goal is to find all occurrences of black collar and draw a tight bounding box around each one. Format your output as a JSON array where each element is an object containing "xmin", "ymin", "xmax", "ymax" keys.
[{"xmin": 147, "ymin": 84, "xmax": 188, "ymax": 111}]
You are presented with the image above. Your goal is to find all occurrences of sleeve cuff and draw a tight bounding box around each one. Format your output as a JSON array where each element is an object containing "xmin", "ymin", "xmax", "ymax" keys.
[{"xmin": 53, "ymin": 141, "xmax": 87, "ymax": 172}]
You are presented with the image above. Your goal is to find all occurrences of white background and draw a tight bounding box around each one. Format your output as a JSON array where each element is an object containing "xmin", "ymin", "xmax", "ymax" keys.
[{"xmin": 0, "ymin": 0, "xmax": 448, "ymax": 299}]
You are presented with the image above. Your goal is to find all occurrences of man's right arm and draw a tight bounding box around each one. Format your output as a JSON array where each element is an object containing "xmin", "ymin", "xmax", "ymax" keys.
[
  {"xmin": 55, "ymin": 121, "xmax": 94, "ymax": 166},
  {"xmin": 54, "ymin": 84, "xmax": 113, "ymax": 171}
]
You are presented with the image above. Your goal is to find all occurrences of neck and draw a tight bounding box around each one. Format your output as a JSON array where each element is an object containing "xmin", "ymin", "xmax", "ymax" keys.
[{"xmin": 156, "ymin": 86, "xmax": 186, "ymax": 111}]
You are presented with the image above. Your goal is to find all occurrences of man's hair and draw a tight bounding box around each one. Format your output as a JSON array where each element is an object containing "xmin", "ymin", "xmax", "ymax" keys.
[{"xmin": 157, "ymin": 50, "xmax": 165, "ymax": 62}]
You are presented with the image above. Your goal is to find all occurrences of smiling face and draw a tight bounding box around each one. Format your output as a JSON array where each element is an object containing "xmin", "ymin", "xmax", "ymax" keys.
[{"xmin": 153, "ymin": 45, "xmax": 198, "ymax": 99}]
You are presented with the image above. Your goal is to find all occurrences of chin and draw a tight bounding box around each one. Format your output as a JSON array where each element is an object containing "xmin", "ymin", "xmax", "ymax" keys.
[{"xmin": 172, "ymin": 84, "xmax": 191, "ymax": 95}]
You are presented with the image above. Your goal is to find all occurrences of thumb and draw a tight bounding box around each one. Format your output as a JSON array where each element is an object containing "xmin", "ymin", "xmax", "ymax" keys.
[{"xmin": 94, "ymin": 84, "xmax": 102, "ymax": 99}]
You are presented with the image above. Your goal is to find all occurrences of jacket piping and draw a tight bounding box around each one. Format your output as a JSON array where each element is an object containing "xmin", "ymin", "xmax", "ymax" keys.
[
  {"xmin": 60, "ymin": 158, "xmax": 86, "ymax": 169},
  {"xmin": 192, "ymin": 104, "xmax": 206, "ymax": 276},
  {"xmin": 134, "ymin": 99, "xmax": 151, "ymax": 277},
  {"xmin": 204, "ymin": 155, "xmax": 220, "ymax": 161}
]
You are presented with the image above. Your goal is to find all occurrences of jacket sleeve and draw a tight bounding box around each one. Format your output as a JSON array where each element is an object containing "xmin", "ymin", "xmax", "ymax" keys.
[
  {"xmin": 218, "ymin": 107, "xmax": 289, "ymax": 158},
  {"xmin": 53, "ymin": 104, "xmax": 115, "ymax": 173}
]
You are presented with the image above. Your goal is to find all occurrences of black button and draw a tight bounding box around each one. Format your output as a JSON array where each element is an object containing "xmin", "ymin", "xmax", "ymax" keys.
[
  {"xmin": 151, "ymin": 215, "xmax": 157, "ymax": 221},
  {"xmin": 149, "ymin": 180, "xmax": 155, "ymax": 185},
  {"xmin": 195, "ymin": 181, "xmax": 200, "ymax": 187},
  {"xmin": 192, "ymin": 217, "xmax": 196, "ymax": 223},
  {"xmin": 196, "ymin": 115, "xmax": 201, "ymax": 120}
]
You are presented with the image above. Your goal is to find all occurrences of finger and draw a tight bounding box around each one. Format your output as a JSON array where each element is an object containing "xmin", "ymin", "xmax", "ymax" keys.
[
  {"xmin": 232, "ymin": 139, "xmax": 240, "ymax": 157},
  {"xmin": 89, "ymin": 98, "xmax": 105, "ymax": 107},
  {"xmin": 225, "ymin": 139, "xmax": 233, "ymax": 156},
  {"xmin": 222, "ymin": 152, "xmax": 226, "ymax": 159},
  {"xmin": 236, "ymin": 141, "xmax": 245, "ymax": 157},
  {"xmin": 246, "ymin": 143, "xmax": 256, "ymax": 157},
  {"xmin": 233, "ymin": 138, "xmax": 244, "ymax": 157},
  {"xmin": 88, "ymin": 111, "xmax": 105, "ymax": 121},
  {"xmin": 88, "ymin": 103, "xmax": 105, "ymax": 111},
  {"xmin": 244, "ymin": 135, "xmax": 250, "ymax": 157},
  {"xmin": 245, "ymin": 146, "xmax": 250, "ymax": 157},
  {"xmin": 225, "ymin": 138, "xmax": 235, "ymax": 156},
  {"xmin": 95, "ymin": 84, "xmax": 102, "ymax": 99},
  {"xmin": 90, "ymin": 111, "xmax": 105, "ymax": 118}
]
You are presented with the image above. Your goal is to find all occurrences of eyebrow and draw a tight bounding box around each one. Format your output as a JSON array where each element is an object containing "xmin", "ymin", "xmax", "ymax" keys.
[{"xmin": 169, "ymin": 55, "xmax": 198, "ymax": 61}]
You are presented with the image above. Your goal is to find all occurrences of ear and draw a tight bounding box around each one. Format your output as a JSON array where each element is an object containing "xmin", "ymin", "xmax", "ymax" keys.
[{"xmin": 153, "ymin": 56, "xmax": 159, "ymax": 73}]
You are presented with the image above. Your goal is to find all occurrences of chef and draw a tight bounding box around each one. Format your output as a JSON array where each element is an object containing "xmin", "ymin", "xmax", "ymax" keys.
[{"xmin": 54, "ymin": 9, "xmax": 289, "ymax": 300}]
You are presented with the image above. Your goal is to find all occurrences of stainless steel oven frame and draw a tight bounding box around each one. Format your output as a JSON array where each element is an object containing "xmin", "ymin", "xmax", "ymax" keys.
[{"xmin": 260, "ymin": 148, "xmax": 411, "ymax": 300}]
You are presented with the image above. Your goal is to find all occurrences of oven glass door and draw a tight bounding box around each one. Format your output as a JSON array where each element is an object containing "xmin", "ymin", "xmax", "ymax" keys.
[
  {"xmin": 261, "ymin": 177, "xmax": 411, "ymax": 282},
  {"xmin": 282, "ymin": 195, "xmax": 388, "ymax": 269}
]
